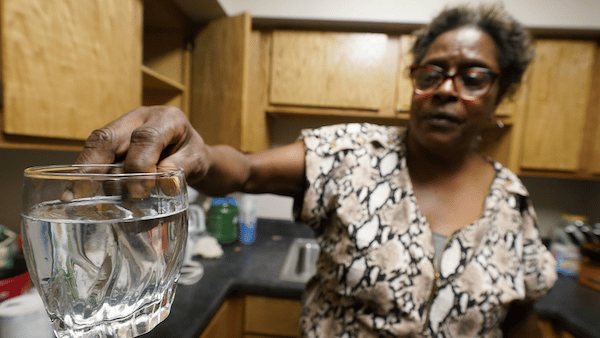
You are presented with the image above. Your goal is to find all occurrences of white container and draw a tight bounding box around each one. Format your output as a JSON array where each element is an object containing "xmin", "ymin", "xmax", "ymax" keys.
[{"xmin": 0, "ymin": 291, "xmax": 54, "ymax": 338}]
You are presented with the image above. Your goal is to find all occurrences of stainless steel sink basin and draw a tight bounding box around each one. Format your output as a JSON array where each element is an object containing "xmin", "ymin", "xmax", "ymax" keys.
[{"xmin": 279, "ymin": 238, "xmax": 320, "ymax": 283}]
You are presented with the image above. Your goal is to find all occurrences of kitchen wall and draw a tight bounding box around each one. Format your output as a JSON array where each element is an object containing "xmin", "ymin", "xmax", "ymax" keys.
[
  {"xmin": 519, "ymin": 176, "xmax": 600, "ymax": 237},
  {"xmin": 218, "ymin": 0, "xmax": 600, "ymax": 31}
]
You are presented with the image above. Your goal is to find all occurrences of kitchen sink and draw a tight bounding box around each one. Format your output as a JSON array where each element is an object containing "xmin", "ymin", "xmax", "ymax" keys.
[{"xmin": 279, "ymin": 238, "xmax": 320, "ymax": 283}]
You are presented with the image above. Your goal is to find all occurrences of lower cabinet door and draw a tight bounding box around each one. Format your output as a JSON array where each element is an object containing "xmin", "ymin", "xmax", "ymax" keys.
[
  {"xmin": 244, "ymin": 295, "xmax": 302, "ymax": 338},
  {"xmin": 198, "ymin": 297, "xmax": 244, "ymax": 338}
]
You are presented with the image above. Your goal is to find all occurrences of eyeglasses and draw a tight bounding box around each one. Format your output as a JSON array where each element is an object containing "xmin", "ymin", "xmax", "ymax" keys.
[{"xmin": 410, "ymin": 64, "xmax": 500, "ymax": 100}]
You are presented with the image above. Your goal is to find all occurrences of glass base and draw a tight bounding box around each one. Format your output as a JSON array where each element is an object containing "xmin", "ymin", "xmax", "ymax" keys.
[{"xmin": 52, "ymin": 299, "xmax": 173, "ymax": 338}]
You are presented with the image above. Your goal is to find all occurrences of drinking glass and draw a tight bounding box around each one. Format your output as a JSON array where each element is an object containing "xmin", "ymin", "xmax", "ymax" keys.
[{"xmin": 20, "ymin": 164, "xmax": 188, "ymax": 338}]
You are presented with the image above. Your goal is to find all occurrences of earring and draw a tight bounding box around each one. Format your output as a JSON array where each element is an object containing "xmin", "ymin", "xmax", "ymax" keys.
[{"xmin": 478, "ymin": 119, "xmax": 506, "ymax": 145}]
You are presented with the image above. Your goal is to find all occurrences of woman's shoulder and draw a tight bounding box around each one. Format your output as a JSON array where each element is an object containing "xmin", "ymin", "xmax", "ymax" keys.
[{"xmin": 482, "ymin": 156, "xmax": 530, "ymax": 198}]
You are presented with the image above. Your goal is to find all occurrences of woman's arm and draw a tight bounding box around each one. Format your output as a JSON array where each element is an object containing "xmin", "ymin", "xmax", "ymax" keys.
[
  {"xmin": 502, "ymin": 302, "xmax": 543, "ymax": 338},
  {"xmin": 76, "ymin": 106, "xmax": 306, "ymax": 198},
  {"xmin": 195, "ymin": 141, "xmax": 306, "ymax": 197}
]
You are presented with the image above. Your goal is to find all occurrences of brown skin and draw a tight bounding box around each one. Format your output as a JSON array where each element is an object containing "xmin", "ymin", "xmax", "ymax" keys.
[
  {"xmin": 76, "ymin": 105, "xmax": 306, "ymax": 198},
  {"xmin": 407, "ymin": 26, "xmax": 500, "ymax": 237},
  {"xmin": 75, "ymin": 26, "xmax": 540, "ymax": 337},
  {"xmin": 406, "ymin": 26, "xmax": 542, "ymax": 337}
]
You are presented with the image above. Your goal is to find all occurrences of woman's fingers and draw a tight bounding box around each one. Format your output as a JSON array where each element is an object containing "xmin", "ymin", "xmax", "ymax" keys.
[
  {"xmin": 122, "ymin": 106, "xmax": 193, "ymax": 173},
  {"xmin": 76, "ymin": 106, "xmax": 194, "ymax": 171},
  {"xmin": 114, "ymin": 107, "xmax": 198, "ymax": 198},
  {"xmin": 76, "ymin": 107, "xmax": 153, "ymax": 166},
  {"xmin": 72, "ymin": 106, "xmax": 207, "ymax": 199},
  {"xmin": 158, "ymin": 137, "xmax": 209, "ymax": 186}
]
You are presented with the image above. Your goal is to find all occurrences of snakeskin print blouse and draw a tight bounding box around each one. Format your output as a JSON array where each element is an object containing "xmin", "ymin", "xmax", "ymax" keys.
[{"xmin": 294, "ymin": 123, "xmax": 557, "ymax": 338}]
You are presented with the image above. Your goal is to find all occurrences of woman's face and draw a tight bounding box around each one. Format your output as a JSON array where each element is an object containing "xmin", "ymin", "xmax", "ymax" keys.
[{"xmin": 409, "ymin": 26, "xmax": 500, "ymax": 154}]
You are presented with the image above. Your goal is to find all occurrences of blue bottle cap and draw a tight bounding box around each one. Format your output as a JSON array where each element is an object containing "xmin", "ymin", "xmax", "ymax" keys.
[{"xmin": 211, "ymin": 197, "xmax": 237, "ymax": 206}]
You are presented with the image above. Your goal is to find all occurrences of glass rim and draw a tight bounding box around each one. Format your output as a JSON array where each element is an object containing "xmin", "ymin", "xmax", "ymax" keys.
[{"xmin": 23, "ymin": 164, "xmax": 185, "ymax": 179}]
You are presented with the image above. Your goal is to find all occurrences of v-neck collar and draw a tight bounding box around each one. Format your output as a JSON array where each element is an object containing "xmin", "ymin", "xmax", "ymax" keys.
[{"xmin": 398, "ymin": 131, "xmax": 501, "ymax": 239}]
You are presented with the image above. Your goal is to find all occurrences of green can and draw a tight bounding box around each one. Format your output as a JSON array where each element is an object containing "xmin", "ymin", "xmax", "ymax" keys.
[{"xmin": 208, "ymin": 197, "xmax": 238, "ymax": 244}]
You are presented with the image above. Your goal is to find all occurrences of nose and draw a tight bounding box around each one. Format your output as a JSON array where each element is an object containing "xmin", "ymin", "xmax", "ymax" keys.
[{"xmin": 436, "ymin": 76, "xmax": 459, "ymax": 97}]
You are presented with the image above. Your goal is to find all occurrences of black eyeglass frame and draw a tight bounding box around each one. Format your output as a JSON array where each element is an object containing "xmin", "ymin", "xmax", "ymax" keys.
[{"xmin": 409, "ymin": 64, "xmax": 501, "ymax": 100}]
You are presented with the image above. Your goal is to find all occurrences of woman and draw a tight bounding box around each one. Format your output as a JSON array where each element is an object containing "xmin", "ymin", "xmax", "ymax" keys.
[{"xmin": 76, "ymin": 4, "xmax": 556, "ymax": 337}]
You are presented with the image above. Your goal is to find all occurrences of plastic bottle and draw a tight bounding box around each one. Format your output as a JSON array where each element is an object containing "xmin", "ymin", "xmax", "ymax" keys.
[
  {"xmin": 239, "ymin": 194, "xmax": 257, "ymax": 245},
  {"xmin": 550, "ymin": 214, "xmax": 588, "ymax": 276}
]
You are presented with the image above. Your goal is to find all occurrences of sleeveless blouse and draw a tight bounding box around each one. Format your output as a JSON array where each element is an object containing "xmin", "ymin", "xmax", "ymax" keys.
[{"xmin": 294, "ymin": 123, "xmax": 557, "ymax": 338}]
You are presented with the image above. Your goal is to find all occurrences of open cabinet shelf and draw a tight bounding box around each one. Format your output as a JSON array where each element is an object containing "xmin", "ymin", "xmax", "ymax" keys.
[
  {"xmin": 142, "ymin": 65, "xmax": 186, "ymax": 91},
  {"xmin": 142, "ymin": 0, "xmax": 192, "ymax": 114}
]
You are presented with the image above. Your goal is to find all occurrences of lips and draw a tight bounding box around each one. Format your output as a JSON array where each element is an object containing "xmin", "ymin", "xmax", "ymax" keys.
[{"xmin": 422, "ymin": 111, "xmax": 464, "ymax": 127}]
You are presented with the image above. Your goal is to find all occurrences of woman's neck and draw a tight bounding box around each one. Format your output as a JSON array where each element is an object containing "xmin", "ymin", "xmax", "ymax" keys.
[{"xmin": 405, "ymin": 132, "xmax": 482, "ymax": 184}]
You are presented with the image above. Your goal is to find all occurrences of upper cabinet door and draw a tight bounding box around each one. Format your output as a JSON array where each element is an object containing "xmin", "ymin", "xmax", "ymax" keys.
[
  {"xmin": 190, "ymin": 13, "xmax": 251, "ymax": 150},
  {"xmin": 588, "ymin": 50, "xmax": 600, "ymax": 175},
  {"xmin": 519, "ymin": 40, "xmax": 596, "ymax": 172},
  {"xmin": 270, "ymin": 30, "xmax": 399, "ymax": 111},
  {"xmin": 591, "ymin": 118, "xmax": 600, "ymax": 175},
  {"xmin": 394, "ymin": 35, "xmax": 416, "ymax": 113},
  {"xmin": 2, "ymin": 0, "xmax": 142, "ymax": 140}
]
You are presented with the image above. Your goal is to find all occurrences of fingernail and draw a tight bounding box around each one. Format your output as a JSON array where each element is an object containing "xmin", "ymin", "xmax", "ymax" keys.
[
  {"xmin": 159, "ymin": 176, "xmax": 180, "ymax": 196},
  {"xmin": 127, "ymin": 180, "xmax": 153, "ymax": 200},
  {"xmin": 61, "ymin": 189, "xmax": 74, "ymax": 202}
]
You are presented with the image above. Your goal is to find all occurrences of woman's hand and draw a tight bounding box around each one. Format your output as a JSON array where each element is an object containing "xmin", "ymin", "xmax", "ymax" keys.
[
  {"xmin": 76, "ymin": 105, "xmax": 307, "ymax": 198},
  {"xmin": 76, "ymin": 106, "xmax": 210, "ymax": 185}
]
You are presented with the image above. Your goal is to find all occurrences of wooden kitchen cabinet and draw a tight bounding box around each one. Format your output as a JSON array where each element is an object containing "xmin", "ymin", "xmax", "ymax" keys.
[
  {"xmin": 190, "ymin": 13, "xmax": 271, "ymax": 153},
  {"xmin": 142, "ymin": 0, "xmax": 192, "ymax": 115},
  {"xmin": 189, "ymin": 17, "xmax": 420, "ymax": 153},
  {"xmin": 585, "ymin": 48, "xmax": 600, "ymax": 176},
  {"xmin": 1, "ymin": 0, "xmax": 143, "ymax": 149},
  {"xmin": 505, "ymin": 39, "xmax": 600, "ymax": 179},
  {"xmin": 198, "ymin": 296, "xmax": 244, "ymax": 338},
  {"xmin": 538, "ymin": 320, "xmax": 576, "ymax": 338},
  {"xmin": 518, "ymin": 40, "xmax": 597, "ymax": 173},
  {"xmin": 267, "ymin": 30, "xmax": 418, "ymax": 122},
  {"xmin": 0, "ymin": 0, "xmax": 191, "ymax": 151},
  {"xmin": 244, "ymin": 295, "xmax": 302, "ymax": 337},
  {"xmin": 198, "ymin": 295, "xmax": 301, "ymax": 338},
  {"xmin": 188, "ymin": 17, "xmax": 520, "ymax": 158},
  {"xmin": 270, "ymin": 30, "xmax": 400, "ymax": 115},
  {"xmin": 468, "ymin": 39, "xmax": 600, "ymax": 178},
  {"xmin": 190, "ymin": 13, "xmax": 251, "ymax": 151}
]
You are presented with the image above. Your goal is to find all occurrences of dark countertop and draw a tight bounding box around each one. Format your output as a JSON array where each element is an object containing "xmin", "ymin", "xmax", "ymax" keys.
[
  {"xmin": 534, "ymin": 274, "xmax": 600, "ymax": 338},
  {"xmin": 141, "ymin": 218, "xmax": 313, "ymax": 338},
  {"xmin": 140, "ymin": 218, "xmax": 600, "ymax": 338}
]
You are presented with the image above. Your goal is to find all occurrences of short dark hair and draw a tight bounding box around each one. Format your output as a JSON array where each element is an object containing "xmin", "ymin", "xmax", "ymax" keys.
[{"xmin": 411, "ymin": 4, "xmax": 534, "ymax": 100}]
